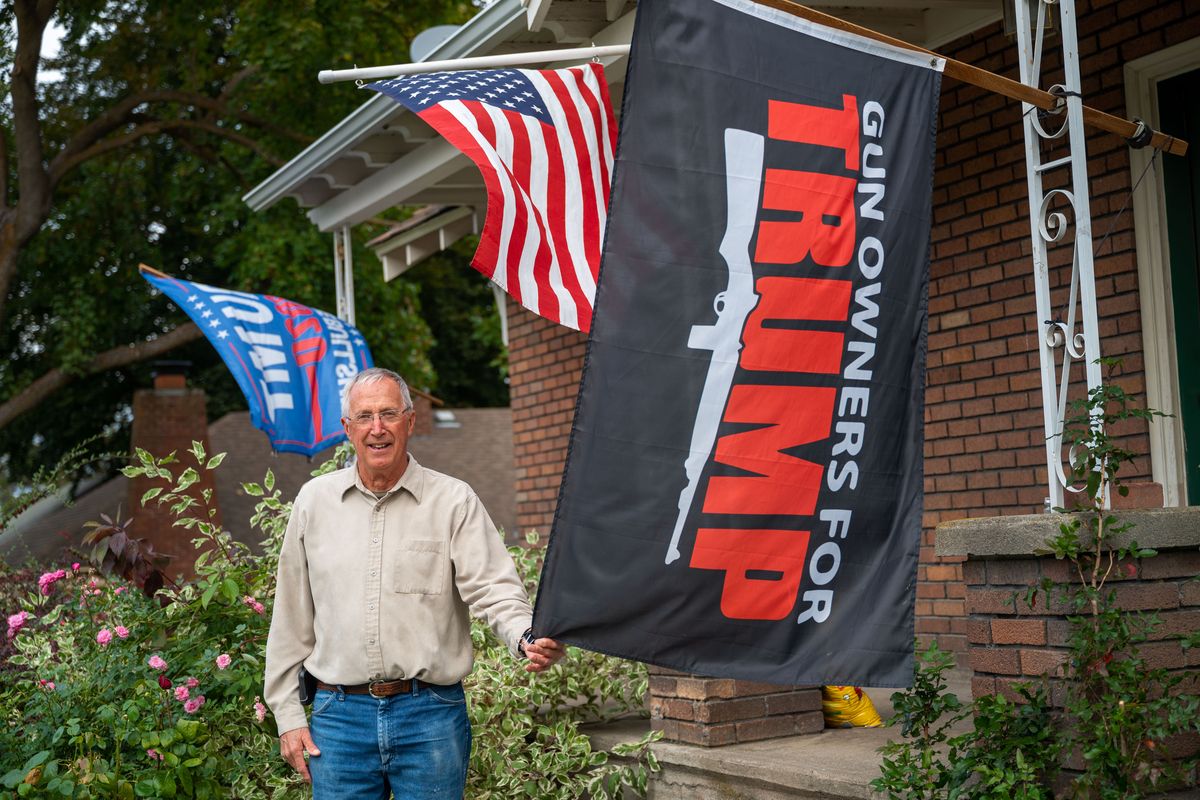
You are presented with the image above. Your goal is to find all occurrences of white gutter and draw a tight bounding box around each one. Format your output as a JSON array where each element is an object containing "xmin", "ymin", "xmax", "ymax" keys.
[{"xmin": 242, "ymin": 0, "xmax": 527, "ymax": 212}]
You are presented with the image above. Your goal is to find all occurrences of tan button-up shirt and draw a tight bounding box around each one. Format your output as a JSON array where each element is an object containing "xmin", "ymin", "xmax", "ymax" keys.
[{"xmin": 264, "ymin": 456, "xmax": 532, "ymax": 734}]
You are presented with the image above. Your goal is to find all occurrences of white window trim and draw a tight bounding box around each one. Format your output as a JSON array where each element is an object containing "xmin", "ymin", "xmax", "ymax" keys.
[{"xmin": 1125, "ymin": 37, "xmax": 1200, "ymax": 507}]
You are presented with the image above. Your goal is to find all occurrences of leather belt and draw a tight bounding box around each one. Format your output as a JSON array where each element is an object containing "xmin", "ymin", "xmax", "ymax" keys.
[{"xmin": 316, "ymin": 678, "xmax": 431, "ymax": 698}]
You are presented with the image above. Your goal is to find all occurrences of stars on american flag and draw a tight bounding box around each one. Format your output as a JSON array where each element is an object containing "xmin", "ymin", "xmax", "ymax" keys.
[
  {"xmin": 372, "ymin": 69, "xmax": 555, "ymax": 126},
  {"xmin": 368, "ymin": 63, "xmax": 616, "ymax": 332}
]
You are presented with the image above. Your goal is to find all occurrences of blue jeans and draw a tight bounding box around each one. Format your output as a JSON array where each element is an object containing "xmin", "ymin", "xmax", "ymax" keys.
[{"xmin": 308, "ymin": 682, "xmax": 471, "ymax": 800}]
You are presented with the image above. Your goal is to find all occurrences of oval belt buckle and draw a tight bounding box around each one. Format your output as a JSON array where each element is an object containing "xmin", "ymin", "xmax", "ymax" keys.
[{"xmin": 368, "ymin": 680, "xmax": 388, "ymax": 698}]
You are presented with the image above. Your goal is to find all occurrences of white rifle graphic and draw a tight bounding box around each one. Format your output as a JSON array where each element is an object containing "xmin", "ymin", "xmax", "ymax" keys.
[{"xmin": 665, "ymin": 128, "xmax": 764, "ymax": 565}]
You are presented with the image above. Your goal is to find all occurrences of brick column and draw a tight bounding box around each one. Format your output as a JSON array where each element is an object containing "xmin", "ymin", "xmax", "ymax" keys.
[
  {"xmin": 506, "ymin": 304, "xmax": 585, "ymax": 537},
  {"xmin": 128, "ymin": 365, "xmax": 220, "ymax": 580},
  {"xmin": 648, "ymin": 666, "xmax": 824, "ymax": 746},
  {"xmin": 936, "ymin": 508, "xmax": 1200, "ymax": 704}
]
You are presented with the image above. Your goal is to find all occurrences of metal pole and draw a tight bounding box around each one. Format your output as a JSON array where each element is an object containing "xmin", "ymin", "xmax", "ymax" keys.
[
  {"xmin": 333, "ymin": 231, "xmax": 346, "ymax": 322},
  {"xmin": 1014, "ymin": 0, "xmax": 1105, "ymax": 510},
  {"xmin": 318, "ymin": 44, "xmax": 631, "ymax": 84},
  {"xmin": 341, "ymin": 226, "xmax": 356, "ymax": 326}
]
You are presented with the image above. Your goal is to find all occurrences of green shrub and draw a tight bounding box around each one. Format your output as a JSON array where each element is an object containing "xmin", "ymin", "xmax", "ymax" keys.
[
  {"xmin": 1, "ymin": 443, "xmax": 657, "ymax": 798},
  {"xmin": 874, "ymin": 367, "xmax": 1199, "ymax": 799},
  {"xmin": 872, "ymin": 640, "xmax": 968, "ymax": 800}
]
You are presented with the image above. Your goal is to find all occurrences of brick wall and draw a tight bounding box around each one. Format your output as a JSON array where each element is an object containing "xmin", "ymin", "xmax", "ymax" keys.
[
  {"xmin": 647, "ymin": 667, "xmax": 823, "ymax": 746},
  {"xmin": 963, "ymin": 546, "xmax": 1200, "ymax": 703},
  {"xmin": 507, "ymin": 303, "xmax": 586, "ymax": 536},
  {"xmin": 917, "ymin": 0, "xmax": 1200, "ymax": 660},
  {"xmin": 505, "ymin": 1, "xmax": 1199, "ymax": 662}
]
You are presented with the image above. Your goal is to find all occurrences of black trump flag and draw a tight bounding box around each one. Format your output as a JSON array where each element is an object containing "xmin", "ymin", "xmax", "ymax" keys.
[{"xmin": 534, "ymin": 0, "xmax": 943, "ymax": 687}]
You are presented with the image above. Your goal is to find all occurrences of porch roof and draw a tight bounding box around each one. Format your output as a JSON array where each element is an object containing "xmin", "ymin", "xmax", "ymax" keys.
[{"xmin": 244, "ymin": 0, "xmax": 1002, "ymax": 238}]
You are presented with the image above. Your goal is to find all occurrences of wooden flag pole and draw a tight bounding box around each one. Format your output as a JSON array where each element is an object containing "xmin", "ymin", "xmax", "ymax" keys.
[
  {"xmin": 138, "ymin": 263, "xmax": 170, "ymax": 279},
  {"xmin": 755, "ymin": 0, "xmax": 1188, "ymax": 156}
]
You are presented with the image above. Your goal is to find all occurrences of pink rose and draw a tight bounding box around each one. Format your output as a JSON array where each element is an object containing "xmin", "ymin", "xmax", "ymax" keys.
[
  {"xmin": 146, "ymin": 748, "xmax": 164, "ymax": 761},
  {"xmin": 174, "ymin": 686, "xmax": 190, "ymax": 702},
  {"xmin": 254, "ymin": 697, "xmax": 267, "ymax": 723},
  {"xmin": 96, "ymin": 628, "xmax": 112, "ymax": 646},
  {"xmin": 148, "ymin": 655, "xmax": 167, "ymax": 671},
  {"xmin": 6, "ymin": 610, "xmax": 29, "ymax": 639},
  {"xmin": 215, "ymin": 653, "xmax": 232, "ymax": 670},
  {"xmin": 38, "ymin": 678, "xmax": 55, "ymax": 690},
  {"xmin": 114, "ymin": 586, "xmax": 126, "ymax": 595},
  {"xmin": 242, "ymin": 596, "xmax": 265, "ymax": 615},
  {"xmin": 183, "ymin": 695, "xmax": 205, "ymax": 714},
  {"xmin": 115, "ymin": 625, "xmax": 130, "ymax": 639},
  {"xmin": 186, "ymin": 677, "xmax": 199, "ymax": 689},
  {"xmin": 37, "ymin": 569, "xmax": 67, "ymax": 595},
  {"xmin": 71, "ymin": 563, "xmax": 80, "ymax": 572}
]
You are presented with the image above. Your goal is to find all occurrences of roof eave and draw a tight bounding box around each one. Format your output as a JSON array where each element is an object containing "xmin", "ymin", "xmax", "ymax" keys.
[{"xmin": 242, "ymin": 0, "xmax": 527, "ymax": 212}]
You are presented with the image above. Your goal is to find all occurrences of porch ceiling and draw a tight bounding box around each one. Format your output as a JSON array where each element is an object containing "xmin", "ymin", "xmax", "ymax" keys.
[{"xmin": 245, "ymin": 0, "xmax": 1001, "ymax": 238}]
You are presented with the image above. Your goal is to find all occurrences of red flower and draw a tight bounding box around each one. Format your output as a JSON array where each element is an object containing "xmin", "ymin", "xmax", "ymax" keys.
[{"xmin": 158, "ymin": 674, "xmax": 172, "ymax": 690}]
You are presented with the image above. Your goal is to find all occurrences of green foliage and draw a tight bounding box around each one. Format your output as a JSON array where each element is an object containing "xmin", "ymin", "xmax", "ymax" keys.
[
  {"xmin": 1041, "ymin": 364, "xmax": 1200, "ymax": 797},
  {"xmin": 872, "ymin": 641, "xmax": 968, "ymax": 799},
  {"xmin": 876, "ymin": 365, "xmax": 1199, "ymax": 798},
  {"xmin": 0, "ymin": 446, "xmax": 294, "ymax": 798},
  {"xmin": 1, "ymin": 444, "xmax": 658, "ymax": 798},
  {"xmin": 947, "ymin": 686, "xmax": 1058, "ymax": 800},
  {"xmin": 1, "ymin": 0, "xmax": 483, "ymax": 484},
  {"xmin": 0, "ymin": 436, "xmax": 119, "ymax": 531},
  {"xmin": 465, "ymin": 530, "xmax": 660, "ymax": 798},
  {"xmin": 873, "ymin": 645, "xmax": 1059, "ymax": 800}
]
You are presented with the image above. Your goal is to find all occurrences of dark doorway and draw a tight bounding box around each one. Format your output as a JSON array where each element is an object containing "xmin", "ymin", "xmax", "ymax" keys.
[{"xmin": 1158, "ymin": 68, "xmax": 1200, "ymax": 504}]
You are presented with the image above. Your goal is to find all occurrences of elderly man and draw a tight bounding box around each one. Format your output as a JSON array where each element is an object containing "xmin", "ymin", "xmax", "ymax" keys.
[{"xmin": 265, "ymin": 367, "xmax": 564, "ymax": 798}]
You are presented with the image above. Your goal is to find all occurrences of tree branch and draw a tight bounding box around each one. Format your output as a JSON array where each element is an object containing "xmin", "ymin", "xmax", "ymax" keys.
[
  {"xmin": 217, "ymin": 65, "xmax": 258, "ymax": 105},
  {"xmin": 169, "ymin": 119, "xmax": 289, "ymax": 167},
  {"xmin": 51, "ymin": 114, "xmax": 291, "ymax": 183},
  {"xmin": 0, "ymin": 323, "xmax": 203, "ymax": 430},
  {"xmin": 48, "ymin": 91, "xmax": 168, "ymax": 183},
  {"xmin": 49, "ymin": 89, "xmax": 307, "ymax": 186}
]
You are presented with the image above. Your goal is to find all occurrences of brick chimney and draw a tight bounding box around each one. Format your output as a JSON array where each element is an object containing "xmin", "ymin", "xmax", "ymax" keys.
[{"xmin": 127, "ymin": 361, "xmax": 221, "ymax": 580}]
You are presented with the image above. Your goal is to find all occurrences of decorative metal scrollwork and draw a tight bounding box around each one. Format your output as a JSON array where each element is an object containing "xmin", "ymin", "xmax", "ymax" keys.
[{"xmin": 1014, "ymin": 0, "xmax": 1105, "ymax": 509}]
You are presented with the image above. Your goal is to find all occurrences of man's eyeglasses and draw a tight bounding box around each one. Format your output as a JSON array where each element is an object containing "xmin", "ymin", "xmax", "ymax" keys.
[{"xmin": 345, "ymin": 409, "xmax": 409, "ymax": 428}]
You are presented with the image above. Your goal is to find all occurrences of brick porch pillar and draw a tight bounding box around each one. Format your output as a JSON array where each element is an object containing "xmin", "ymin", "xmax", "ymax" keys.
[
  {"xmin": 935, "ymin": 507, "xmax": 1200, "ymax": 704},
  {"xmin": 648, "ymin": 666, "xmax": 824, "ymax": 746}
]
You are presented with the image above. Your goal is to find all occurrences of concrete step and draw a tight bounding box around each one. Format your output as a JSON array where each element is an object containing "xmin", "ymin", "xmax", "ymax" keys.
[{"xmin": 586, "ymin": 670, "xmax": 969, "ymax": 800}]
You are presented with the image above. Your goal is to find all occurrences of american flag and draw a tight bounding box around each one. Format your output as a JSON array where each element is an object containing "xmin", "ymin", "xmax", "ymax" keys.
[{"xmin": 368, "ymin": 65, "xmax": 617, "ymax": 332}]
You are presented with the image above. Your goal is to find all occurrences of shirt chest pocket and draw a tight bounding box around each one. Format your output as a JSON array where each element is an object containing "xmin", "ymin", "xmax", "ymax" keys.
[{"xmin": 394, "ymin": 540, "xmax": 445, "ymax": 595}]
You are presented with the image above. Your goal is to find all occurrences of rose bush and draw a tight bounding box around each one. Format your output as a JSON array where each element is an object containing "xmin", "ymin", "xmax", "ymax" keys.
[
  {"xmin": 0, "ymin": 444, "xmax": 298, "ymax": 799},
  {"xmin": 0, "ymin": 443, "xmax": 656, "ymax": 798}
]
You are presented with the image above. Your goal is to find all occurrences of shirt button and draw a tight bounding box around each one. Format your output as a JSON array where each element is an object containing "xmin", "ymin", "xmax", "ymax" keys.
[
  {"xmin": 370, "ymin": 571, "xmax": 377, "ymax": 577},
  {"xmin": 373, "ymin": 537, "xmax": 379, "ymax": 543},
  {"xmin": 368, "ymin": 604, "xmax": 374, "ymax": 610},
  {"xmin": 369, "ymin": 639, "xmax": 375, "ymax": 644}
]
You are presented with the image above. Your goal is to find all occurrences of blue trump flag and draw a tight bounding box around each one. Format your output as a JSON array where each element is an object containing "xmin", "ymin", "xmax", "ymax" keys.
[{"xmin": 140, "ymin": 265, "xmax": 373, "ymax": 456}]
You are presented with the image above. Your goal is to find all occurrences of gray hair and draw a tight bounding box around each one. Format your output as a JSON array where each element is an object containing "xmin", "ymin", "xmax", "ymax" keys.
[{"xmin": 341, "ymin": 367, "xmax": 413, "ymax": 417}]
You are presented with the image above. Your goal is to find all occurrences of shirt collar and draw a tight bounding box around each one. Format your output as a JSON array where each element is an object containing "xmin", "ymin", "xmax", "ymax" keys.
[{"xmin": 338, "ymin": 454, "xmax": 425, "ymax": 504}]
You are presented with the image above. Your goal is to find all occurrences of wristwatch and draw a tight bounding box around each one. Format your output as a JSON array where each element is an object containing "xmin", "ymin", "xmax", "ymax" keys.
[{"xmin": 517, "ymin": 628, "xmax": 535, "ymax": 658}]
